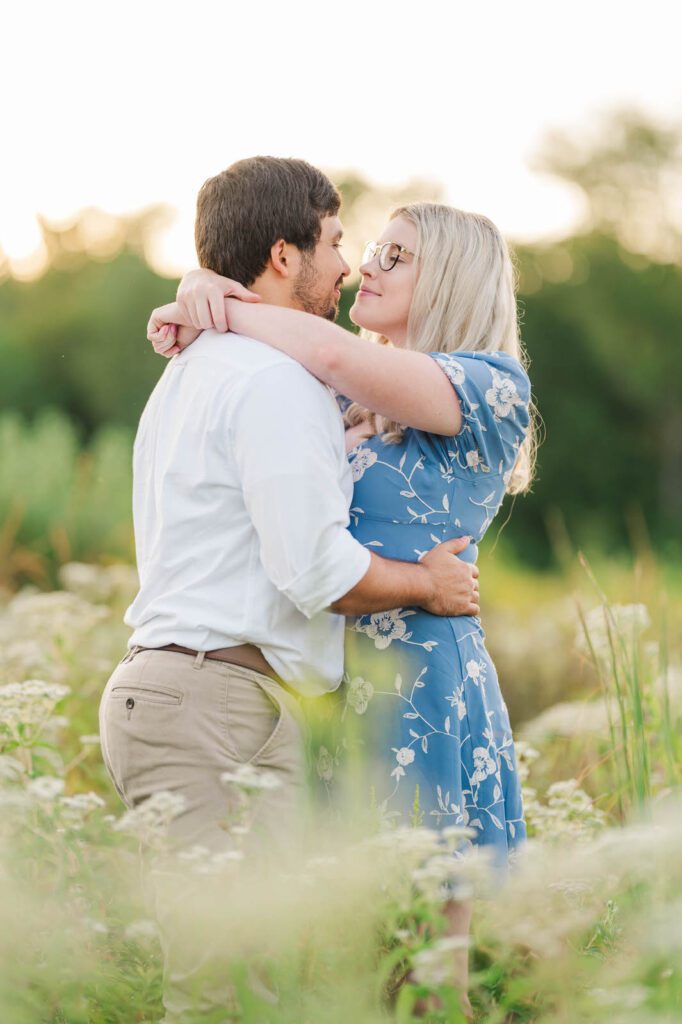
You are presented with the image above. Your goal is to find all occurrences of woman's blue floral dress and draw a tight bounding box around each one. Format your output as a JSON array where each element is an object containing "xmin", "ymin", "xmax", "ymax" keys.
[{"xmin": 319, "ymin": 350, "xmax": 531, "ymax": 874}]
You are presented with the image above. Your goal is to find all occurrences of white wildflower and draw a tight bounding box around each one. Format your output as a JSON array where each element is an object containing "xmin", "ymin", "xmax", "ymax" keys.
[
  {"xmin": 176, "ymin": 845, "xmax": 211, "ymax": 863},
  {"xmin": 0, "ymin": 755, "xmax": 25, "ymax": 783},
  {"xmin": 412, "ymin": 853, "xmax": 471, "ymax": 901},
  {"xmin": 576, "ymin": 602, "xmax": 650, "ymax": 659},
  {"xmin": 124, "ymin": 919, "xmax": 159, "ymax": 943},
  {"xmin": 0, "ymin": 640, "xmax": 50, "ymax": 679},
  {"xmin": 220, "ymin": 764, "xmax": 282, "ymax": 792},
  {"xmin": 412, "ymin": 934, "xmax": 470, "ymax": 986},
  {"xmin": 83, "ymin": 918, "xmax": 108, "ymax": 936},
  {"xmin": 520, "ymin": 699, "xmax": 613, "ymax": 742},
  {"xmin": 441, "ymin": 824, "xmax": 476, "ymax": 848},
  {"xmin": 28, "ymin": 776, "xmax": 65, "ymax": 802},
  {"xmin": 0, "ymin": 680, "xmax": 70, "ymax": 729},
  {"xmin": 59, "ymin": 791, "xmax": 106, "ymax": 827},
  {"xmin": 78, "ymin": 734, "xmax": 101, "ymax": 746},
  {"xmin": 114, "ymin": 790, "xmax": 187, "ymax": 840},
  {"xmin": 191, "ymin": 849, "xmax": 245, "ymax": 876},
  {"xmin": 7, "ymin": 590, "xmax": 109, "ymax": 634},
  {"xmin": 59, "ymin": 562, "xmax": 138, "ymax": 604}
]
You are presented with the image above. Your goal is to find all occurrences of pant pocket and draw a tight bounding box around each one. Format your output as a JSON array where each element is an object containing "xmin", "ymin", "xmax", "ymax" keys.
[
  {"xmin": 98, "ymin": 687, "xmax": 129, "ymax": 806},
  {"xmin": 224, "ymin": 668, "xmax": 283, "ymax": 765},
  {"xmin": 99, "ymin": 673, "xmax": 186, "ymax": 808},
  {"xmin": 109, "ymin": 683, "xmax": 184, "ymax": 706}
]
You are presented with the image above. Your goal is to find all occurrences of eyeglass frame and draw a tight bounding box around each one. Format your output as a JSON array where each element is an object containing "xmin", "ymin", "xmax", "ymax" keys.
[{"xmin": 362, "ymin": 240, "xmax": 417, "ymax": 272}]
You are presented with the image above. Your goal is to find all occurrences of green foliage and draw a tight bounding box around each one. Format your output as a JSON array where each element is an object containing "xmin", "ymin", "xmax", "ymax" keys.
[
  {"xmin": 0, "ymin": 564, "xmax": 680, "ymax": 1022},
  {"xmin": 507, "ymin": 232, "xmax": 682, "ymax": 564},
  {"xmin": 1, "ymin": 111, "xmax": 681, "ymax": 567},
  {"xmin": 0, "ymin": 410, "xmax": 134, "ymax": 585}
]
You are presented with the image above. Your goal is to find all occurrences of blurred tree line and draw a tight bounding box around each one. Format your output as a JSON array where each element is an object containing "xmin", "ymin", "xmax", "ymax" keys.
[{"xmin": 1, "ymin": 110, "xmax": 680, "ymax": 575}]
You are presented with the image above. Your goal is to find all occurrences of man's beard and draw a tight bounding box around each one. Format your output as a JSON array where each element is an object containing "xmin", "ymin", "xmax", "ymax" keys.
[{"xmin": 292, "ymin": 253, "xmax": 341, "ymax": 321}]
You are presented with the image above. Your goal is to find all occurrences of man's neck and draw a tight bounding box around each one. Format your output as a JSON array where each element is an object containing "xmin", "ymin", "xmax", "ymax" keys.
[{"xmin": 249, "ymin": 272, "xmax": 299, "ymax": 311}]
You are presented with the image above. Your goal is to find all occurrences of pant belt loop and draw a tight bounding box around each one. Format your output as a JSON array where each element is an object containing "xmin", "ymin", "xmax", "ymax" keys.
[{"xmin": 193, "ymin": 650, "xmax": 206, "ymax": 670}]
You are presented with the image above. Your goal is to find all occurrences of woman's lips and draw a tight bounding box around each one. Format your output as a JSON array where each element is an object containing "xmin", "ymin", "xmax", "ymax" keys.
[{"xmin": 359, "ymin": 288, "xmax": 379, "ymax": 296}]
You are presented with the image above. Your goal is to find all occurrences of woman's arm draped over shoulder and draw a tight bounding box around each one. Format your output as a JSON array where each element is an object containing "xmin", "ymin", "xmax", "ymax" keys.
[{"xmin": 224, "ymin": 299, "xmax": 462, "ymax": 436}]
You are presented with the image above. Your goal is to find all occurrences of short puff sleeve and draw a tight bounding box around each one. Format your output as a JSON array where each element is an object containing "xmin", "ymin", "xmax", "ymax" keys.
[{"xmin": 428, "ymin": 350, "xmax": 530, "ymax": 477}]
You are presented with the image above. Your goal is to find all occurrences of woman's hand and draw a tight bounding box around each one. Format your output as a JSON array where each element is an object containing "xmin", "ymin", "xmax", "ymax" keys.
[
  {"xmin": 147, "ymin": 272, "xmax": 261, "ymax": 358},
  {"xmin": 147, "ymin": 303, "xmax": 202, "ymax": 358},
  {"xmin": 177, "ymin": 269, "xmax": 260, "ymax": 333}
]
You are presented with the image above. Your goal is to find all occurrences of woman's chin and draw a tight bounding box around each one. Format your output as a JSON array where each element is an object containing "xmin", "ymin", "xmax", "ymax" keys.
[{"xmin": 349, "ymin": 304, "xmax": 376, "ymax": 333}]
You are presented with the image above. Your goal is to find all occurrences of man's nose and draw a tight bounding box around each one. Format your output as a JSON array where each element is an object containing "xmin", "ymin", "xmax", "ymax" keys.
[{"xmin": 340, "ymin": 254, "xmax": 351, "ymax": 278}]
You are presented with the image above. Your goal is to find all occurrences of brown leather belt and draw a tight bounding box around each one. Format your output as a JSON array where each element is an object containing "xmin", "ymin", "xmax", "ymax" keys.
[{"xmin": 144, "ymin": 643, "xmax": 283, "ymax": 685}]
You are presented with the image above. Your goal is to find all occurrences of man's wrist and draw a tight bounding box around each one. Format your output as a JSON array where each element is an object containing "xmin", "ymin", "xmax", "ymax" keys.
[{"xmin": 409, "ymin": 561, "xmax": 433, "ymax": 609}]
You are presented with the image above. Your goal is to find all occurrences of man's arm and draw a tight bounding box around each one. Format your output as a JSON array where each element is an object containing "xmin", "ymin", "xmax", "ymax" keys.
[
  {"xmin": 231, "ymin": 362, "xmax": 478, "ymax": 620},
  {"xmin": 329, "ymin": 537, "xmax": 479, "ymax": 617}
]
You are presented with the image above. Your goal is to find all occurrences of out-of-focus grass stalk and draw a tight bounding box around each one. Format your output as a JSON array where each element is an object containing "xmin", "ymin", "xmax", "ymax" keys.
[
  {"xmin": 575, "ymin": 596, "xmax": 627, "ymax": 820},
  {"xmin": 657, "ymin": 601, "xmax": 680, "ymax": 791},
  {"xmin": 576, "ymin": 552, "xmax": 680, "ymax": 820}
]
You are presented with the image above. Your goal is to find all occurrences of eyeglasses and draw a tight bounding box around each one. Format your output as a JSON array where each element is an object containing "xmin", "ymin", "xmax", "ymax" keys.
[{"xmin": 362, "ymin": 240, "xmax": 416, "ymax": 272}]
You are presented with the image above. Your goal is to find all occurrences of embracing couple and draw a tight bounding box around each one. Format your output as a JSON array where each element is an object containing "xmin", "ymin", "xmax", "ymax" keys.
[{"xmin": 98, "ymin": 156, "xmax": 535, "ymax": 1022}]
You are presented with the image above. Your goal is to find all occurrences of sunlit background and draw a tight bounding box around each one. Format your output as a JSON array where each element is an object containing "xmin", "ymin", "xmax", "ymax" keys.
[
  {"xmin": 3, "ymin": 0, "xmax": 681, "ymax": 277},
  {"xmin": 1, "ymin": 11, "xmax": 682, "ymax": 1018}
]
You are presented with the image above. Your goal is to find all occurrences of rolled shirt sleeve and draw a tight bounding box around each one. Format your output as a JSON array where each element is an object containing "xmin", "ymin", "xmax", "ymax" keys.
[{"xmin": 230, "ymin": 361, "xmax": 371, "ymax": 619}]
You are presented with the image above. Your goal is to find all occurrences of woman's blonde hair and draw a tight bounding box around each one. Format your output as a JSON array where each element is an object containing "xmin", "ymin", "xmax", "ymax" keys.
[{"xmin": 344, "ymin": 202, "xmax": 537, "ymax": 494}]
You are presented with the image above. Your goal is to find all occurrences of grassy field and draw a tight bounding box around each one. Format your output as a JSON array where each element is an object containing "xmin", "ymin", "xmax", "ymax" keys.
[{"xmin": 0, "ymin": 554, "xmax": 680, "ymax": 1022}]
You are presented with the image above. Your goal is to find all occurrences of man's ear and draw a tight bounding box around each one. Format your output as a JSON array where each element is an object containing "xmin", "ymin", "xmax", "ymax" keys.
[{"xmin": 269, "ymin": 238, "xmax": 293, "ymax": 279}]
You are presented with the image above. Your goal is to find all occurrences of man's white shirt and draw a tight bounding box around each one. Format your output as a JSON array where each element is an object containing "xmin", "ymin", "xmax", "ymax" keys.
[{"xmin": 125, "ymin": 330, "xmax": 371, "ymax": 695}]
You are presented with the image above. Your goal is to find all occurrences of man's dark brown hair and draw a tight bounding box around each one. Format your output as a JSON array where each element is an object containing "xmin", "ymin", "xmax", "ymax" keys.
[{"xmin": 195, "ymin": 156, "xmax": 341, "ymax": 286}]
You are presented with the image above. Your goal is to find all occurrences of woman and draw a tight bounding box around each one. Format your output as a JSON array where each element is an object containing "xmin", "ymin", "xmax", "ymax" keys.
[{"xmin": 148, "ymin": 202, "xmax": 536, "ymax": 1012}]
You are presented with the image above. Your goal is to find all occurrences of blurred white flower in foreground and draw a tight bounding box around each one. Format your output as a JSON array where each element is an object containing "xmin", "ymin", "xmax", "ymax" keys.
[
  {"xmin": 114, "ymin": 790, "xmax": 187, "ymax": 841},
  {"xmin": 0, "ymin": 680, "xmax": 70, "ymax": 729},
  {"xmin": 27, "ymin": 776, "xmax": 65, "ymax": 802},
  {"xmin": 59, "ymin": 562, "xmax": 138, "ymax": 604},
  {"xmin": 412, "ymin": 934, "xmax": 470, "ymax": 986},
  {"xmin": 576, "ymin": 602, "xmax": 650, "ymax": 659},
  {"xmin": 124, "ymin": 919, "xmax": 160, "ymax": 943},
  {"xmin": 59, "ymin": 791, "xmax": 106, "ymax": 828},
  {"xmin": 220, "ymin": 764, "xmax": 282, "ymax": 792}
]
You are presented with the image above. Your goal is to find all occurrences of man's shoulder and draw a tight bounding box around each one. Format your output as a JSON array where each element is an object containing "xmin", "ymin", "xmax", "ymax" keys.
[
  {"xmin": 178, "ymin": 330, "xmax": 311, "ymax": 380},
  {"xmin": 183, "ymin": 330, "xmax": 338, "ymax": 408}
]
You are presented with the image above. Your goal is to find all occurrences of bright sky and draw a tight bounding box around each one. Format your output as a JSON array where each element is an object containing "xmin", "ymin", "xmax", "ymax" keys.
[{"xmin": 3, "ymin": 0, "xmax": 680, "ymax": 278}]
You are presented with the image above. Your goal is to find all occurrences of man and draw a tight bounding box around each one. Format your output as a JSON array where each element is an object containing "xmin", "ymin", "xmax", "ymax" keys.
[{"xmin": 98, "ymin": 156, "xmax": 478, "ymax": 1022}]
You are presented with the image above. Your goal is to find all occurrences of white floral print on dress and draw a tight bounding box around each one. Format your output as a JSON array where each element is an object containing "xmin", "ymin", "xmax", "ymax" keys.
[
  {"xmin": 391, "ymin": 745, "xmax": 416, "ymax": 779},
  {"xmin": 471, "ymin": 746, "xmax": 497, "ymax": 784},
  {"xmin": 345, "ymin": 676, "xmax": 374, "ymax": 715},
  {"xmin": 357, "ymin": 609, "xmax": 409, "ymax": 650},
  {"xmin": 436, "ymin": 356, "xmax": 466, "ymax": 387},
  {"xmin": 485, "ymin": 366, "xmax": 525, "ymax": 421},
  {"xmin": 349, "ymin": 447, "xmax": 378, "ymax": 481}
]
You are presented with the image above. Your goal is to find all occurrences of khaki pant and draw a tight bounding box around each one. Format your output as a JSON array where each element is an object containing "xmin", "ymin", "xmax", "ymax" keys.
[{"xmin": 99, "ymin": 647, "xmax": 309, "ymax": 1022}]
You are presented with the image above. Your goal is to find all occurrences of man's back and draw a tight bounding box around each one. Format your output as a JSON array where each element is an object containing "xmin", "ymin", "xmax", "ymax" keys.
[{"xmin": 125, "ymin": 329, "xmax": 370, "ymax": 694}]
